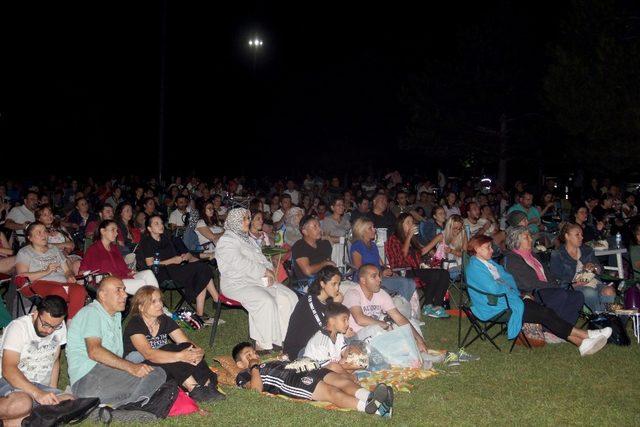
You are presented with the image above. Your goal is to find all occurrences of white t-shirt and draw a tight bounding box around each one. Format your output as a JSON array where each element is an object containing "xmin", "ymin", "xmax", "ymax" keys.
[
  {"xmin": 303, "ymin": 330, "xmax": 346, "ymax": 364},
  {"xmin": 6, "ymin": 205, "xmax": 35, "ymax": 243},
  {"xmin": 168, "ymin": 208, "xmax": 189, "ymax": 227},
  {"xmin": 463, "ymin": 218, "xmax": 484, "ymax": 237},
  {"xmin": 343, "ymin": 286, "xmax": 395, "ymax": 332},
  {"xmin": 283, "ymin": 190, "xmax": 300, "ymax": 206},
  {"xmin": 0, "ymin": 314, "xmax": 67, "ymax": 385},
  {"xmin": 194, "ymin": 220, "xmax": 223, "ymax": 253}
]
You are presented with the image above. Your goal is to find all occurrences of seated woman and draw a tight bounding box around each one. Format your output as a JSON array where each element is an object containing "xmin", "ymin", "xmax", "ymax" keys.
[
  {"xmin": 137, "ymin": 215, "xmax": 219, "ymax": 320},
  {"xmin": 350, "ymin": 217, "xmax": 417, "ymax": 306},
  {"xmin": 35, "ymin": 205, "xmax": 81, "ymax": 274},
  {"xmin": 194, "ymin": 198, "xmax": 224, "ymax": 257},
  {"xmin": 282, "ymin": 266, "xmax": 343, "ymax": 360},
  {"xmin": 248, "ymin": 210, "xmax": 271, "ymax": 248},
  {"xmin": 80, "ymin": 220, "xmax": 159, "ymax": 295},
  {"xmin": 572, "ymin": 206, "xmax": 603, "ymax": 243},
  {"xmin": 502, "ymin": 226, "xmax": 584, "ymax": 325},
  {"xmin": 283, "ymin": 207, "xmax": 304, "ymax": 247},
  {"xmin": 384, "ymin": 214, "xmax": 450, "ymax": 318},
  {"xmin": 123, "ymin": 286, "xmax": 224, "ymax": 402},
  {"xmin": 465, "ymin": 235, "xmax": 610, "ymax": 356},
  {"xmin": 115, "ymin": 201, "xmax": 141, "ymax": 255},
  {"xmin": 550, "ymin": 223, "xmax": 616, "ymax": 313},
  {"xmin": 0, "ymin": 231, "xmax": 15, "ymax": 274},
  {"xmin": 15, "ymin": 222, "xmax": 88, "ymax": 319},
  {"xmin": 215, "ymin": 208, "xmax": 299, "ymax": 353},
  {"xmin": 320, "ymin": 198, "xmax": 350, "ymax": 244}
]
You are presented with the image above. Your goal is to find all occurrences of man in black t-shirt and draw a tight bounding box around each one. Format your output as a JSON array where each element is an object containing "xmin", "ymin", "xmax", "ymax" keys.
[
  {"xmin": 371, "ymin": 195, "xmax": 396, "ymax": 231},
  {"xmin": 291, "ymin": 215, "xmax": 335, "ymax": 281},
  {"xmin": 232, "ymin": 342, "xmax": 393, "ymax": 417}
]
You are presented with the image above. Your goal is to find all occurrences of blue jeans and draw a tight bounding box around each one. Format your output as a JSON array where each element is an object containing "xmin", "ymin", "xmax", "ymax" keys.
[
  {"xmin": 381, "ymin": 276, "xmax": 416, "ymax": 301},
  {"xmin": 575, "ymin": 284, "xmax": 615, "ymax": 313}
]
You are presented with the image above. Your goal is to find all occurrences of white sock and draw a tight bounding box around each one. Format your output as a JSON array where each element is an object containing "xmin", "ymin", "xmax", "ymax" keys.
[
  {"xmin": 356, "ymin": 400, "xmax": 367, "ymax": 412},
  {"xmin": 355, "ymin": 388, "xmax": 370, "ymax": 401}
]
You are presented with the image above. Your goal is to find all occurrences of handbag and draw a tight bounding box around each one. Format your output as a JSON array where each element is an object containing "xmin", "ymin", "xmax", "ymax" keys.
[
  {"xmin": 588, "ymin": 313, "xmax": 630, "ymax": 346},
  {"xmin": 516, "ymin": 323, "xmax": 546, "ymax": 347},
  {"xmin": 21, "ymin": 397, "xmax": 100, "ymax": 427},
  {"xmin": 119, "ymin": 380, "xmax": 179, "ymax": 419},
  {"xmin": 168, "ymin": 389, "xmax": 199, "ymax": 417}
]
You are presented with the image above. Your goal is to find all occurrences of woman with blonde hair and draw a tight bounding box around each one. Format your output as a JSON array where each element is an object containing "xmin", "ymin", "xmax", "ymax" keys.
[
  {"xmin": 123, "ymin": 286, "xmax": 224, "ymax": 402},
  {"xmin": 349, "ymin": 217, "xmax": 417, "ymax": 303}
]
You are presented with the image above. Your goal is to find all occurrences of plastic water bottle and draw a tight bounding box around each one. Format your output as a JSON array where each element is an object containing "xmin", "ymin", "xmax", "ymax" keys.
[
  {"xmin": 465, "ymin": 224, "xmax": 472, "ymax": 239},
  {"xmin": 615, "ymin": 232, "xmax": 622, "ymax": 249},
  {"xmin": 152, "ymin": 252, "xmax": 160, "ymax": 275}
]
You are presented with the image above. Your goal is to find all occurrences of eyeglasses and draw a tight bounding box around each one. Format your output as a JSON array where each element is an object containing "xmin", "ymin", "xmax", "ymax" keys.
[{"xmin": 37, "ymin": 315, "xmax": 64, "ymax": 331}]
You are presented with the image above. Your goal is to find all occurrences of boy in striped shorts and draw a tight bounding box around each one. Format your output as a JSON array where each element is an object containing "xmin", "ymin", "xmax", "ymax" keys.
[{"xmin": 232, "ymin": 342, "xmax": 393, "ymax": 417}]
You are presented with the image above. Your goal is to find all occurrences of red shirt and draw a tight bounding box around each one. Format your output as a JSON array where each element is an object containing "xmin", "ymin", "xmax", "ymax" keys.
[
  {"xmin": 79, "ymin": 241, "xmax": 131, "ymax": 279},
  {"xmin": 385, "ymin": 235, "xmax": 425, "ymax": 287}
]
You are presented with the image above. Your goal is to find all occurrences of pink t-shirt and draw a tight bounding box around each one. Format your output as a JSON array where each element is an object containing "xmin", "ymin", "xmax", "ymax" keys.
[{"xmin": 342, "ymin": 285, "xmax": 395, "ymax": 332}]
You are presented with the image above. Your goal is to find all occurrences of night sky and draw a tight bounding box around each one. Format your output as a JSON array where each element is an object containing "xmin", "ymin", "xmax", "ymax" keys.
[{"xmin": 1, "ymin": 1, "xmax": 568, "ymax": 179}]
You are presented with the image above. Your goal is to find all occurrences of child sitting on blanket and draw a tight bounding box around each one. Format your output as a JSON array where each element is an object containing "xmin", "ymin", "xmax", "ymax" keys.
[
  {"xmin": 232, "ymin": 342, "xmax": 393, "ymax": 417},
  {"xmin": 303, "ymin": 303, "xmax": 368, "ymax": 374}
]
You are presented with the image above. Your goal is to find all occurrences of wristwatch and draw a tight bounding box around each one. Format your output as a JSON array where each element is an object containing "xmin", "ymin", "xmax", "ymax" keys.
[{"xmin": 250, "ymin": 363, "xmax": 260, "ymax": 371}]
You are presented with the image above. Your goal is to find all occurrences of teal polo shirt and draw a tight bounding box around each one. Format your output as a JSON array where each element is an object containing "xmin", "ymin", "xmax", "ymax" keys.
[
  {"xmin": 65, "ymin": 300, "xmax": 123, "ymax": 385},
  {"xmin": 507, "ymin": 203, "xmax": 541, "ymax": 234}
]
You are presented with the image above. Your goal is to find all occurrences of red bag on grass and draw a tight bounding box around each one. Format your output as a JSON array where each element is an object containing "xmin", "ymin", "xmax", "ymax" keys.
[{"xmin": 168, "ymin": 389, "xmax": 200, "ymax": 417}]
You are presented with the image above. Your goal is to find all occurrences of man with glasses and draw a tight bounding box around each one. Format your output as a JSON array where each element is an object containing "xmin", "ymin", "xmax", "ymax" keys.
[{"xmin": 0, "ymin": 295, "xmax": 73, "ymax": 405}]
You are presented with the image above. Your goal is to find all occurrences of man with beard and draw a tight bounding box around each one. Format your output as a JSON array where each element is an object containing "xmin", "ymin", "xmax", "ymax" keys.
[{"xmin": 0, "ymin": 296, "xmax": 74, "ymax": 404}]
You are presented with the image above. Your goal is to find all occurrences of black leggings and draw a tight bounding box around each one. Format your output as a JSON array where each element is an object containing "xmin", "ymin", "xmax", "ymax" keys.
[
  {"xmin": 407, "ymin": 268, "xmax": 450, "ymax": 306},
  {"xmin": 522, "ymin": 299, "xmax": 573, "ymax": 339},
  {"xmin": 146, "ymin": 342, "xmax": 218, "ymax": 387}
]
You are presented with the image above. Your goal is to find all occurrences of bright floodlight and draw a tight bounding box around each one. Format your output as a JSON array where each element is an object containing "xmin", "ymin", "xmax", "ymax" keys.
[
  {"xmin": 249, "ymin": 40, "xmax": 253, "ymax": 46},
  {"xmin": 249, "ymin": 38, "xmax": 263, "ymax": 48}
]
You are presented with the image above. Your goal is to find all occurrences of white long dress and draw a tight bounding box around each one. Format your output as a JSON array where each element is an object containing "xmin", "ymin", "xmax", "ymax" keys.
[{"xmin": 216, "ymin": 231, "xmax": 299, "ymax": 350}]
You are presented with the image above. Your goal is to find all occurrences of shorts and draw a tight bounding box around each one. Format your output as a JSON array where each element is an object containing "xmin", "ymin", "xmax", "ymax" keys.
[{"xmin": 262, "ymin": 368, "xmax": 331, "ymax": 400}]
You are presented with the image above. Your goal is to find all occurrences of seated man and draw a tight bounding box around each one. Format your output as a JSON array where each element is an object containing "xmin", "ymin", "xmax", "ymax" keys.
[
  {"xmin": 0, "ymin": 392, "xmax": 32, "ymax": 427},
  {"xmin": 85, "ymin": 203, "xmax": 114, "ymax": 238},
  {"xmin": 343, "ymin": 264, "xmax": 427, "ymax": 352},
  {"xmin": 66, "ymin": 277, "xmax": 166, "ymax": 409},
  {"xmin": 232, "ymin": 341, "xmax": 393, "ymax": 417},
  {"xmin": 0, "ymin": 296, "xmax": 72, "ymax": 405},
  {"xmin": 291, "ymin": 215, "xmax": 335, "ymax": 286}
]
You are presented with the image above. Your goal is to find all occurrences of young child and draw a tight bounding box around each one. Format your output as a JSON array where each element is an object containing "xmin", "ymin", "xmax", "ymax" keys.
[
  {"xmin": 232, "ymin": 342, "xmax": 393, "ymax": 417},
  {"xmin": 303, "ymin": 302, "xmax": 350, "ymax": 366}
]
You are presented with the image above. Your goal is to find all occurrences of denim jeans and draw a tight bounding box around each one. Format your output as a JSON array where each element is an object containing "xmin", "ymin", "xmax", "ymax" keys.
[
  {"xmin": 381, "ymin": 276, "xmax": 416, "ymax": 301},
  {"xmin": 71, "ymin": 362, "xmax": 166, "ymax": 408},
  {"xmin": 575, "ymin": 283, "xmax": 615, "ymax": 313}
]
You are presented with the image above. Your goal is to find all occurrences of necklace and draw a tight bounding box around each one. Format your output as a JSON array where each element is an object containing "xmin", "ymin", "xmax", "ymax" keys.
[{"xmin": 142, "ymin": 315, "xmax": 159, "ymax": 332}]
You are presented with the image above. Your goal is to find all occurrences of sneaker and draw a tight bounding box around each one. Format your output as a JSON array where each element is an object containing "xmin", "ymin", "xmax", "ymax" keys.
[
  {"xmin": 457, "ymin": 348, "xmax": 480, "ymax": 362},
  {"xmin": 189, "ymin": 384, "xmax": 220, "ymax": 402},
  {"xmin": 587, "ymin": 327, "xmax": 612, "ymax": 340},
  {"xmin": 432, "ymin": 307, "xmax": 451, "ymax": 319},
  {"xmin": 422, "ymin": 304, "xmax": 435, "ymax": 317},
  {"xmin": 579, "ymin": 335, "xmax": 607, "ymax": 356},
  {"xmin": 207, "ymin": 384, "xmax": 227, "ymax": 402},
  {"xmin": 365, "ymin": 383, "xmax": 394, "ymax": 418},
  {"xmin": 93, "ymin": 407, "xmax": 158, "ymax": 423},
  {"xmin": 443, "ymin": 351, "xmax": 460, "ymax": 367}
]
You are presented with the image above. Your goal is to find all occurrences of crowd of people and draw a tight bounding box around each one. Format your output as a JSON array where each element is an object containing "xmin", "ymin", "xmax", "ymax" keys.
[{"xmin": 0, "ymin": 171, "xmax": 636, "ymax": 423}]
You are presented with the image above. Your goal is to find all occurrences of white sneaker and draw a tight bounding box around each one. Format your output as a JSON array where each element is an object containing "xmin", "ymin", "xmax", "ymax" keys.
[
  {"xmin": 579, "ymin": 335, "xmax": 607, "ymax": 356},
  {"xmin": 588, "ymin": 327, "xmax": 612, "ymax": 340}
]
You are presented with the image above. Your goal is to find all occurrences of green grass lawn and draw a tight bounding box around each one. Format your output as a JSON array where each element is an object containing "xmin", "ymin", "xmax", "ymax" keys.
[{"xmin": 61, "ymin": 295, "xmax": 640, "ymax": 426}]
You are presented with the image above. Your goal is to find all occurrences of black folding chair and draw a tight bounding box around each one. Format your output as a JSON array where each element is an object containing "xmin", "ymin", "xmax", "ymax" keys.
[{"xmin": 457, "ymin": 253, "xmax": 531, "ymax": 352}]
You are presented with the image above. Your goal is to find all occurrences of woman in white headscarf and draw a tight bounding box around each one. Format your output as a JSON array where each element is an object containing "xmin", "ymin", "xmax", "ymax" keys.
[{"xmin": 215, "ymin": 208, "xmax": 299, "ymax": 353}]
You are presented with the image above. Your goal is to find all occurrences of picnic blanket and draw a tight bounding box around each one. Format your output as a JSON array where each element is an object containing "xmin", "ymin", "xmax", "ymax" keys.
[{"xmin": 212, "ymin": 356, "xmax": 437, "ymax": 411}]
